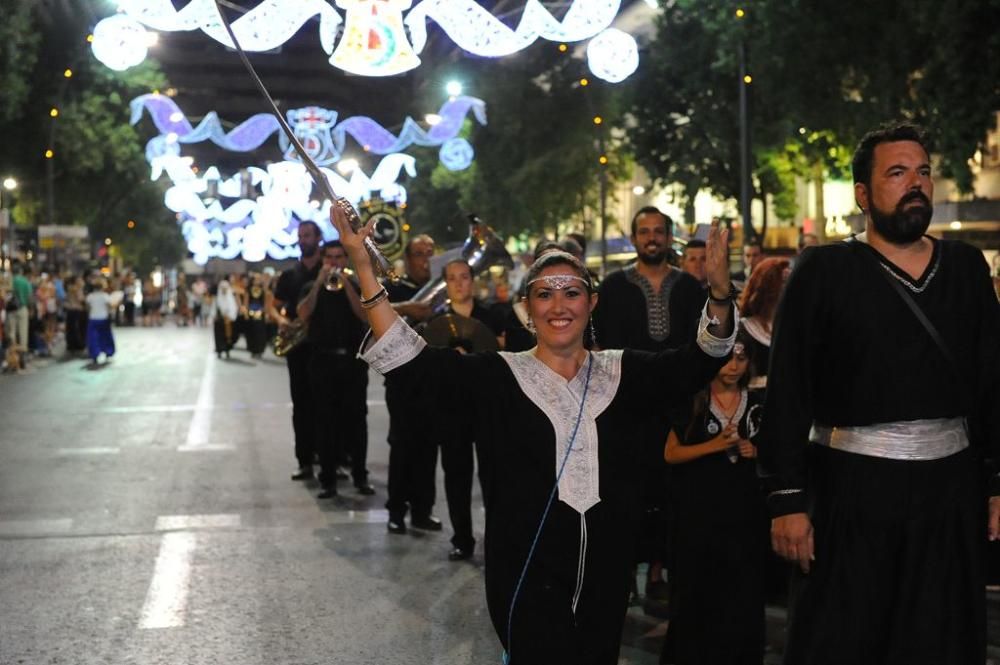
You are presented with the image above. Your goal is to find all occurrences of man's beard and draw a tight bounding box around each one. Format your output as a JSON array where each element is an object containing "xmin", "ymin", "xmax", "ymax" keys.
[
  {"xmin": 637, "ymin": 246, "xmax": 667, "ymax": 265},
  {"xmin": 870, "ymin": 190, "xmax": 933, "ymax": 244},
  {"xmin": 300, "ymin": 244, "xmax": 318, "ymax": 258}
]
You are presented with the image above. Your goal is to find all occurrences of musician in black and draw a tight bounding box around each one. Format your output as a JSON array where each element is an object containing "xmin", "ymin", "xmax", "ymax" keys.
[
  {"xmin": 431, "ymin": 259, "xmax": 504, "ymax": 560},
  {"xmin": 269, "ymin": 221, "xmax": 322, "ymax": 481},
  {"xmin": 297, "ymin": 240, "xmax": 374, "ymax": 498},
  {"xmin": 383, "ymin": 234, "xmax": 439, "ymax": 534}
]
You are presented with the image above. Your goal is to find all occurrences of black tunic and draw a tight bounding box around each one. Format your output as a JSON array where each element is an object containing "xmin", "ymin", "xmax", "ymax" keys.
[
  {"xmin": 664, "ymin": 389, "xmax": 767, "ymax": 665},
  {"xmin": 594, "ymin": 264, "xmax": 704, "ymax": 352},
  {"xmin": 273, "ymin": 261, "xmax": 320, "ymax": 322},
  {"xmin": 759, "ymin": 237, "xmax": 1000, "ymax": 664},
  {"xmin": 760, "ymin": 238, "xmax": 1000, "ymax": 514},
  {"xmin": 372, "ymin": 326, "xmax": 729, "ymax": 664}
]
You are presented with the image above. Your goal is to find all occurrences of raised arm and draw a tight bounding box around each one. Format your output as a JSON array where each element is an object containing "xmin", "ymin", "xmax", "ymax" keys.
[{"xmin": 329, "ymin": 202, "xmax": 398, "ymax": 339}]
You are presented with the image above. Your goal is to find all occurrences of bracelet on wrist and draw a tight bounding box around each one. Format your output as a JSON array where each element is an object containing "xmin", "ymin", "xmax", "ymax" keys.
[
  {"xmin": 709, "ymin": 283, "xmax": 736, "ymax": 303},
  {"xmin": 360, "ymin": 286, "xmax": 388, "ymax": 309}
]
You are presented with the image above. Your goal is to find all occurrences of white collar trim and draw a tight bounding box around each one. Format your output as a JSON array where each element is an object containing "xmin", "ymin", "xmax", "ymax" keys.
[{"xmin": 499, "ymin": 349, "xmax": 623, "ymax": 514}]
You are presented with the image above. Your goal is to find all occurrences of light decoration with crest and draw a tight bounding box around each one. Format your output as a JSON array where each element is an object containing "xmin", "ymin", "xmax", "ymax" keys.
[
  {"xmin": 130, "ymin": 93, "xmax": 487, "ymax": 264},
  {"xmin": 92, "ymin": 0, "xmax": 640, "ymax": 82}
]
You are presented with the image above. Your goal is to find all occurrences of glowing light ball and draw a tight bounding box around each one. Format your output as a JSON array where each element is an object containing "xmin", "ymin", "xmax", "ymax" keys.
[
  {"xmin": 586, "ymin": 28, "xmax": 639, "ymax": 83},
  {"xmin": 91, "ymin": 15, "xmax": 150, "ymax": 71}
]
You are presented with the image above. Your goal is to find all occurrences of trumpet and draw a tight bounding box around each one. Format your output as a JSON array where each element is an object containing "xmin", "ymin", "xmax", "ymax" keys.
[{"xmin": 324, "ymin": 267, "xmax": 354, "ymax": 291}]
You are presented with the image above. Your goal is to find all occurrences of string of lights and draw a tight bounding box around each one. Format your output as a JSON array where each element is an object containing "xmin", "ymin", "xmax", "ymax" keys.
[{"xmin": 91, "ymin": 0, "xmax": 640, "ymax": 82}]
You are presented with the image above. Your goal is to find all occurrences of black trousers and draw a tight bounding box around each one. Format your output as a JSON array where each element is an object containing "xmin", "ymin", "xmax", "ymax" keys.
[
  {"xmin": 385, "ymin": 384, "xmax": 437, "ymax": 521},
  {"xmin": 784, "ymin": 445, "xmax": 985, "ymax": 665},
  {"xmin": 441, "ymin": 435, "xmax": 484, "ymax": 551},
  {"xmin": 286, "ymin": 343, "xmax": 315, "ymax": 469},
  {"xmin": 308, "ymin": 351, "xmax": 369, "ymax": 489}
]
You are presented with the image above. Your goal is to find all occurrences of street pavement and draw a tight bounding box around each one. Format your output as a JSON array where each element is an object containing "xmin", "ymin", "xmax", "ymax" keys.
[
  {"xmin": 3, "ymin": 326, "xmax": 997, "ymax": 664},
  {"xmin": 0, "ymin": 326, "xmax": 675, "ymax": 665}
]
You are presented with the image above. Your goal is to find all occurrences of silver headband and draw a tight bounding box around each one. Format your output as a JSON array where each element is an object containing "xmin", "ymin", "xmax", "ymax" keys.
[
  {"xmin": 733, "ymin": 342, "xmax": 746, "ymax": 356},
  {"xmin": 526, "ymin": 275, "xmax": 589, "ymax": 291}
]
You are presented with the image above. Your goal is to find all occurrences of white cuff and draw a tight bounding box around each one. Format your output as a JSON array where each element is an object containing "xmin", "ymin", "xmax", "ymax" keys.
[
  {"xmin": 358, "ymin": 317, "xmax": 426, "ymax": 374},
  {"xmin": 696, "ymin": 302, "xmax": 740, "ymax": 358}
]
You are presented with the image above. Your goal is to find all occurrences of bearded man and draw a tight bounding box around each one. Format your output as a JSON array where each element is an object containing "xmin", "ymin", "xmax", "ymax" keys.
[
  {"xmin": 592, "ymin": 206, "xmax": 705, "ymax": 612},
  {"xmin": 269, "ymin": 220, "xmax": 323, "ymax": 480},
  {"xmin": 760, "ymin": 121, "xmax": 1000, "ymax": 664}
]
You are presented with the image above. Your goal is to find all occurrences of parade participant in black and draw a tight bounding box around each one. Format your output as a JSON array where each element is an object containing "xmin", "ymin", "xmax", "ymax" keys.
[
  {"xmin": 297, "ymin": 240, "xmax": 375, "ymax": 498},
  {"xmin": 269, "ymin": 221, "xmax": 322, "ymax": 480},
  {"xmin": 761, "ymin": 122, "xmax": 1000, "ymax": 665},
  {"xmin": 662, "ymin": 328, "xmax": 766, "ymax": 665},
  {"xmin": 592, "ymin": 206, "xmax": 705, "ymax": 610},
  {"xmin": 245, "ymin": 272, "xmax": 270, "ymax": 358},
  {"xmin": 382, "ymin": 234, "xmax": 439, "ymax": 534},
  {"xmin": 333, "ymin": 203, "xmax": 737, "ymax": 665},
  {"xmin": 431, "ymin": 259, "xmax": 504, "ymax": 561}
]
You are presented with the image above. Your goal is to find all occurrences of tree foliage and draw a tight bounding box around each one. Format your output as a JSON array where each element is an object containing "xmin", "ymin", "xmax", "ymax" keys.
[
  {"xmin": 0, "ymin": 3, "xmax": 184, "ymax": 271},
  {"xmin": 627, "ymin": 0, "xmax": 1000, "ymax": 222},
  {"xmin": 404, "ymin": 47, "xmax": 631, "ymax": 243}
]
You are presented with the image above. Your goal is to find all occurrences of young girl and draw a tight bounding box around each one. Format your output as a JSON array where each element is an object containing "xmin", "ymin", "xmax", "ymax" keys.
[{"xmin": 661, "ymin": 328, "xmax": 768, "ymax": 665}]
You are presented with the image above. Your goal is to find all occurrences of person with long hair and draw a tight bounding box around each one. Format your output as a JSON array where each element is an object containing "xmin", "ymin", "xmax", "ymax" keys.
[
  {"xmin": 331, "ymin": 203, "xmax": 737, "ymax": 664},
  {"xmin": 661, "ymin": 327, "xmax": 767, "ymax": 664},
  {"xmin": 736, "ymin": 256, "xmax": 789, "ymax": 390}
]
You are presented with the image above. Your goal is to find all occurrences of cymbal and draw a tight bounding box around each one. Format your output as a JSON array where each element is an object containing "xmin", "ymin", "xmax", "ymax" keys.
[{"xmin": 420, "ymin": 313, "xmax": 498, "ymax": 353}]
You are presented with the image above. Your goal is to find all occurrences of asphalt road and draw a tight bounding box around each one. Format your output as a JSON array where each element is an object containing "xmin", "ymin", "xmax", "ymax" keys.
[
  {"xmin": 5, "ymin": 326, "xmax": 998, "ymax": 664},
  {"xmin": 0, "ymin": 326, "xmax": 675, "ymax": 665}
]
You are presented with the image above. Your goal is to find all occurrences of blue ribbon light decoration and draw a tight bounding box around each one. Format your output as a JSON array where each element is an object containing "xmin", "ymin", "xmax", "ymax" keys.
[{"xmin": 130, "ymin": 95, "xmax": 486, "ymax": 264}]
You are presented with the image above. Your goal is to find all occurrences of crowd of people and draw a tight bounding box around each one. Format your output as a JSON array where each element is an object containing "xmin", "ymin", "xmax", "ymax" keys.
[
  {"xmin": 3, "ymin": 122, "xmax": 998, "ymax": 664},
  {"xmin": 305, "ymin": 122, "xmax": 997, "ymax": 665}
]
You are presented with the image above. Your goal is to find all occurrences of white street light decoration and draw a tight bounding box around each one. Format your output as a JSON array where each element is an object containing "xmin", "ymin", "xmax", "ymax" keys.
[
  {"xmin": 91, "ymin": 14, "xmax": 150, "ymax": 71},
  {"xmin": 585, "ymin": 28, "xmax": 639, "ymax": 83},
  {"xmin": 92, "ymin": 0, "xmax": 639, "ymax": 81}
]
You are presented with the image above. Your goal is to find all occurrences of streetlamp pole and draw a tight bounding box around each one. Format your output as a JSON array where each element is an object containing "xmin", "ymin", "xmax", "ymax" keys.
[
  {"xmin": 0, "ymin": 177, "xmax": 17, "ymax": 268},
  {"xmin": 738, "ymin": 39, "xmax": 753, "ymax": 244}
]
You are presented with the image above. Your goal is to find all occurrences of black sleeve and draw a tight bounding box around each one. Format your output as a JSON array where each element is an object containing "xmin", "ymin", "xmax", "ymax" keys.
[
  {"xmin": 676, "ymin": 275, "xmax": 706, "ymax": 345},
  {"xmin": 757, "ymin": 248, "xmax": 828, "ymax": 517},
  {"xmin": 622, "ymin": 330, "xmax": 730, "ymax": 415}
]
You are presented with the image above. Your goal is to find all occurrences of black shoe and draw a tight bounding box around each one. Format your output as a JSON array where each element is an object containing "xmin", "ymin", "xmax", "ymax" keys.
[
  {"xmin": 355, "ymin": 483, "xmax": 376, "ymax": 496},
  {"xmin": 318, "ymin": 486, "xmax": 338, "ymax": 499},
  {"xmin": 447, "ymin": 547, "xmax": 473, "ymax": 561},
  {"xmin": 410, "ymin": 516, "xmax": 443, "ymax": 531},
  {"xmin": 291, "ymin": 467, "xmax": 314, "ymax": 481},
  {"xmin": 387, "ymin": 519, "xmax": 407, "ymax": 535}
]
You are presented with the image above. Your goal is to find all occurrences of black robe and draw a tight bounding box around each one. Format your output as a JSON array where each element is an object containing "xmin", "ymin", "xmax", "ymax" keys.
[
  {"xmin": 663, "ymin": 389, "xmax": 767, "ymax": 665},
  {"xmin": 366, "ymin": 316, "xmax": 730, "ymax": 664},
  {"xmin": 759, "ymin": 237, "xmax": 1000, "ymax": 664}
]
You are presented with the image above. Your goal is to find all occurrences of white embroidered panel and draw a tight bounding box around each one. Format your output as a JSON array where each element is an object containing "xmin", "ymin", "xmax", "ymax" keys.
[
  {"xmin": 499, "ymin": 349, "xmax": 623, "ymax": 514},
  {"xmin": 696, "ymin": 302, "xmax": 739, "ymax": 358},
  {"xmin": 359, "ymin": 317, "xmax": 426, "ymax": 374}
]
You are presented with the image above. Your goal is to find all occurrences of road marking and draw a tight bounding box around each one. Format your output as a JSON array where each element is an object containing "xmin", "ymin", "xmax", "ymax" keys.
[
  {"xmin": 177, "ymin": 443, "xmax": 234, "ymax": 452},
  {"xmin": 139, "ymin": 531, "xmax": 196, "ymax": 629},
  {"xmin": 340, "ymin": 509, "xmax": 389, "ymax": 524},
  {"xmin": 57, "ymin": 447, "xmax": 120, "ymax": 456},
  {"xmin": 0, "ymin": 518, "xmax": 73, "ymax": 536},
  {"xmin": 155, "ymin": 514, "xmax": 241, "ymax": 531},
  {"xmin": 182, "ymin": 354, "xmax": 216, "ymax": 450}
]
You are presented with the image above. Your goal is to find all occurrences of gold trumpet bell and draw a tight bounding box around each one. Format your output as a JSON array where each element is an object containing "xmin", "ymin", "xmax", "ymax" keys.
[{"xmin": 324, "ymin": 267, "xmax": 355, "ymax": 291}]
